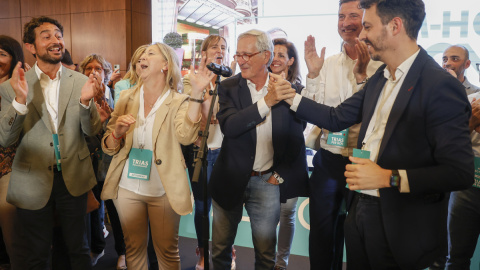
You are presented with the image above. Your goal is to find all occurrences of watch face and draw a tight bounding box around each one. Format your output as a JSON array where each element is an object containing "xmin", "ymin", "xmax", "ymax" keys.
[{"xmin": 390, "ymin": 173, "xmax": 400, "ymax": 187}]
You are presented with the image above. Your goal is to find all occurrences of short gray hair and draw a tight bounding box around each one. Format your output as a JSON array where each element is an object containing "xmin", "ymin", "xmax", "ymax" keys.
[{"xmin": 238, "ymin": 29, "xmax": 274, "ymax": 66}]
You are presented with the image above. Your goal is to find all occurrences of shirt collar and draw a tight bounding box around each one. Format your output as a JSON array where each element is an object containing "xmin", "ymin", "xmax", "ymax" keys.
[
  {"xmin": 34, "ymin": 62, "xmax": 63, "ymax": 81},
  {"xmin": 383, "ymin": 48, "xmax": 420, "ymax": 82},
  {"xmin": 247, "ymin": 73, "xmax": 270, "ymax": 94}
]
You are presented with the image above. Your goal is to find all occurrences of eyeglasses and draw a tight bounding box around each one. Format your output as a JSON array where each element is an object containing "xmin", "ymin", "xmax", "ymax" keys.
[{"xmin": 233, "ymin": 51, "xmax": 264, "ymax": 62}]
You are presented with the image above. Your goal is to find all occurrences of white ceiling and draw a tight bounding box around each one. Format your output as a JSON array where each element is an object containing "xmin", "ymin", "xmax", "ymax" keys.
[{"xmin": 177, "ymin": 0, "xmax": 245, "ymax": 29}]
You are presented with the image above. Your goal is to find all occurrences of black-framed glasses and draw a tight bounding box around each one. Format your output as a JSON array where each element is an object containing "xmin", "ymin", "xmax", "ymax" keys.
[{"xmin": 233, "ymin": 51, "xmax": 264, "ymax": 62}]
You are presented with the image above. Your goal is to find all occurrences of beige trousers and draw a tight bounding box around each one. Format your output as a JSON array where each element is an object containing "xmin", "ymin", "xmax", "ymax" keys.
[{"xmin": 114, "ymin": 188, "xmax": 181, "ymax": 270}]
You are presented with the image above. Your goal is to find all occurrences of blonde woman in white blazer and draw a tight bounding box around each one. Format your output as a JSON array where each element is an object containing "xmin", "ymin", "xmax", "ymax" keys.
[{"xmin": 101, "ymin": 43, "xmax": 215, "ymax": 270}]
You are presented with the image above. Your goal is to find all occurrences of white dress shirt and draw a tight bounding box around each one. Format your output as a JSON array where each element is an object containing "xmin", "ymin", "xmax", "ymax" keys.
[
  {"xmin": 359, "ymin": 49, "xmax": 420, "ymax": 196},
  {"xmin": 248, "ymin": 75, "xmax": 274, "ymax": 172},
  {"xmin": 119, "ymin": 86, "xmax": 170, "ymax": 197}
]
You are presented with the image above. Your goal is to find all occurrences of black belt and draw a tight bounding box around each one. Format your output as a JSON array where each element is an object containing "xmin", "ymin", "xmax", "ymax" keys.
[{"xmin": 356, "ymin": 192, "xmax": 380, "ymax": 202}]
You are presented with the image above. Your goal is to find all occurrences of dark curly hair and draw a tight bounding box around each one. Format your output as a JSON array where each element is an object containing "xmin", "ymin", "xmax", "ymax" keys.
[
  {"xmin": 23, "ymin": 16, "xmax": 64, "ymax": 45},
  {"xmin": 0, "ymin": 35, "xmax": 25, "ymax": 79}
]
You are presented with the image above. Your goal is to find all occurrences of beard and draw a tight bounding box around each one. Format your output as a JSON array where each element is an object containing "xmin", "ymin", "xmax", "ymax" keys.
[
  {"xmin": 36, "ymin": 49, "xmax": 64, "ymax": 64},
  {"xmin": 365, "ymin": 28, "xmax": 388, "ymax": 61}
]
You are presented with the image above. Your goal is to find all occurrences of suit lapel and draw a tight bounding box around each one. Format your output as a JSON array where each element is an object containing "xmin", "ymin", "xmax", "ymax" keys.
[
  {"xmin": 152, "ymin": 90, "xmax": 173, "ymax": 145},
  {"xmin": 58, "ymin": 67, "xmax": 74, "ymax": 127},
  {"xmin": 124, "ymin": 88, "xmax": 140, "ymax": 151},
  {"xmin": 357, "ymin": 72, "xmax": 387, "ymax": 147},
  {"xmin": 27, "ymin": 69, "xmax": 53, "ymax": 134},
  {"xmin": 238, "ymin": 77, "xmax": 253, "ymax": 109},
  {"xmin": 238, "ymin": 77, "xmax": 256, "ymax": 144},
  {"xmin": 377, "ymin": 49, "xmax": 427, "ymax": 159},
  {"xmin": 271, "ymin": 103, "xmax": 284, "ymax": 155}
]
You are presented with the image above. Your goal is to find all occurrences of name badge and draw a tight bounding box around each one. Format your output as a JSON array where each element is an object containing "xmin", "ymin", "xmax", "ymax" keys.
[
  {"xmin": 352, "ymin": 148, "xmax": 370, "ymax": 162},
  {"xmin": 327, "ymin": 128, "xmax": 349, "ymax": 147},
  {"xmin": 346, "ymin": 148, "xmax": 371, "ymax": 191},
  {"xmin": 128, "ymin": 148, "xmax": 153, "ymax": 181},
  {"xmin": 52, "ymin": 134, "xmax": 62, "ymax": 171},
  {"xmin": 474, "ymin": 157, "xmax": 480, "ymax": 188}
]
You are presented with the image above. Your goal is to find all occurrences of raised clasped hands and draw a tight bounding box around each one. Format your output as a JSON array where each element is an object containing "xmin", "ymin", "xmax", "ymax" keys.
[
  {"xmin": 304, "ymin": 35, "xmax": 326, "ymax": 79},
  {"xmin": 265, "ymin": 72, "xmax": 296, "ymax": 107},
  {"xmin": 353, "ymin": 38, "xmax": 371, "ymax": 84},
  {"xmin": 9, "ymin": 62, "xmax": 29, "ymax": 105},
  {"xmin": 345, "ymin": 156, "xmax": 391, "ymax": 191}
]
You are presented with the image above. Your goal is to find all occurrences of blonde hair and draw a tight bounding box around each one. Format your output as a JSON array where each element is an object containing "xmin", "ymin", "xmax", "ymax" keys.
[
  {"xmin": 139, "ymin": 42, "xmax": 181, "ymax": 92},
  {"xmin": 123, "ymin": 44, "xmax": 148, "ymax": 85}
]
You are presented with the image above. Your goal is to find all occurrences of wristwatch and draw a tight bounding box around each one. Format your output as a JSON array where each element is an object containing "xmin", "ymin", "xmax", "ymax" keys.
[
  {"xmin": 390, "ymin": 169, "xmax": 401, "ymax": 188},
  {"xmin": 356, "ymin": 76, "xmax": 369, "ymax": 85},
  {"xmin": 273, "ymin": 172, "xmax": 284, "ymax": 184}
]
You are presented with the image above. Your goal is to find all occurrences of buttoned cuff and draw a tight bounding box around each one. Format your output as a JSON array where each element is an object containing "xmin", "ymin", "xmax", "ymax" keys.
[
  {"xmin": 399, "ymin": 170, "xmax": 410, "ymax": 193},
  {"xmin": 12, "ymin": 98, "xmax": 28, "ymax": 115},
  {"xmin": 305, "ymin": 74, "xmax": 320, "ymax": 92},
  {"xmin": 257, "ymin": 97, "xmax": 270, "ymax": 118},
  {"xmin": 289, "ymin": 93, "xmax": 303, "ymax": 112}
]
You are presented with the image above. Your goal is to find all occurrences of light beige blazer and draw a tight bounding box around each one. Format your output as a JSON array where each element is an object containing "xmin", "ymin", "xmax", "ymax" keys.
[{"xmin": 100, "ymin": 85, "xmax": 200, "ymax": 215}]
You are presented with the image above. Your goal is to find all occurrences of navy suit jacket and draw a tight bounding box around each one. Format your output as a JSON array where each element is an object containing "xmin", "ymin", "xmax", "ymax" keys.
[
  {"xmin": 296, "ymin": 48, "xmax": 474, "ymax": 269},
  {"xmin": 209, "ymin": 73, "xmax": 309, "ymax": 210}
]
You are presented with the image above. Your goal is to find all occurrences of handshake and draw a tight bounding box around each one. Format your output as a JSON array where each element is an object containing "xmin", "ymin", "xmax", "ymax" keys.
[{"xmin": 265, "ymin": 72, "xmax": 297, "ymax": 108}]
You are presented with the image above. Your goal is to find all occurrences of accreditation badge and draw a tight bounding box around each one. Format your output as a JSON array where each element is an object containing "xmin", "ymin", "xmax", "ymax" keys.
[
  {"xmin": 327, "ymin": 128, "xmax": 349, "ymax": 147},
  {"xmin": 127, "ymin": 148, "xmax": 153, "ymax": 181},
  {"xmin": 52, "ymin": 134, "xmax": 62, "ymax": 171},
  {"xmin": 352, "ymin": 148, "xmax": 370, "ymax": 161},
  {"xmin": 474, "ymin": 157, "xmax": 480, "ymax": 188},
  {"xmin": 346, "ymin": 148, "xmax": 371, "ymax": 191}
]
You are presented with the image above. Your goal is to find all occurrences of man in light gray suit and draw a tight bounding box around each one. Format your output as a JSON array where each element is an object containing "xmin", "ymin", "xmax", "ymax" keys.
[{"xmin": 0, "ymin": 16, "xmax": 101, "ymax": 270}]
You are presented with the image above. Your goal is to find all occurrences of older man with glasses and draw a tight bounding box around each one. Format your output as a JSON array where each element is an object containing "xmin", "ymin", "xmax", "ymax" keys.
[{"xmin": 209, "ymin": 29, "xmax": 308, "ymax": 270}]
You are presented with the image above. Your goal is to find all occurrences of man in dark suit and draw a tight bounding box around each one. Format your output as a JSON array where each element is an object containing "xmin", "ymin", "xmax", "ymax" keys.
[
  {"xmin": 0, "ymin": 16, "xmax": 101, "ymax": 269},
  {"xmin": 271, "ymin": 0, "xmax": 474, "ymax": 269},
  {"xmin": 209, "ymin": 29, "xmax": 308, "ymax": 270}
]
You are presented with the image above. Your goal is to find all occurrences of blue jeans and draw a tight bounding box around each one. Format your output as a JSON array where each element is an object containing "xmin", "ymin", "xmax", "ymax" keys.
[
  {"xmin": 188, "ymin": 147, "xmax": 220, "ymax": 247},
  {"xmin": 446, "ymin": 187, "xmax": 480, "ymax": 269},
  {"xmin": 212, "ymin": 173, "xmax": 280, "ymax": 270},
  {"xmin": 275, "ymin": 197, "xmax": 298, "ymax": 268}
]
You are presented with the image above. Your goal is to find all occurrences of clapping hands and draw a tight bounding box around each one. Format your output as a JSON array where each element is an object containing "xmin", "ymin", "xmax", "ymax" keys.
[
  {"xmin": 189, "ymin": 54, "xmax": 215, "ymax": 99},
  {"xmin": 304, "ymin": 35, "xmax": 326, "ymax": 79},
  {"xmin": 9, "ymin": 62, "xmax": 29, "ymax": 105}
]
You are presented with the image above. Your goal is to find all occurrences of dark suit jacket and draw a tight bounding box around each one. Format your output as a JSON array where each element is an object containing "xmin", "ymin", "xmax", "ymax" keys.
[
  {"xmin": 209, "ymin": 73, "xmax": 309, "ymax": 210},
  {"xmin": 296, "ymin": 48, "xmax": 474, "ymax": 269}
]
